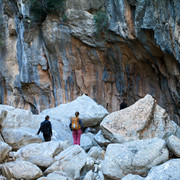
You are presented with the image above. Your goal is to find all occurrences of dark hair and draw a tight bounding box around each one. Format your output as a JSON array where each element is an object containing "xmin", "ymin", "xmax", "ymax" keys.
[
  {"xmin": 45, "ymin": 115, "xmax": 50, "ymax": 120},
  {"xmin": 75, "ymin": 111, "xmax": 79, "ymax": 117}
]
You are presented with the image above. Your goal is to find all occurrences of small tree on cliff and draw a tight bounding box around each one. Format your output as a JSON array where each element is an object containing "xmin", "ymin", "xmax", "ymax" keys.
[
  {"xmin": 28, "ymin": 0, "xmax": 66, "ymax": 22},
  {"xmin": 93, "ymin": 11, "xmax": 109, "ymax": 38}
]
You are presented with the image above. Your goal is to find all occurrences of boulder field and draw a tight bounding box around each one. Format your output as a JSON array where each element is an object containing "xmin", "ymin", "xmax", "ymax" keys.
[{"xmin": 0, "ymin": 95, "xmax": 180, "ymax": 180}]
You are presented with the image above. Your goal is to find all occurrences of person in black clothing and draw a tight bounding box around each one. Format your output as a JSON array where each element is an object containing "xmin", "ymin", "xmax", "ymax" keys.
[
  {"xmin": 120, "ymin": 99, "xmax": 127, "ymax": 110},
  {"xmin": 36, "ymin": 115, "xmax": 52, "ymax": 142}
]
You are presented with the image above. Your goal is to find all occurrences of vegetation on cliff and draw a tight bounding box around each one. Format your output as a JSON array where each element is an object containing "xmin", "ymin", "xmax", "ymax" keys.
[
  {"xmin": 28, "ymin": 0, "xmax": 66, "ymax": 22},
  {"xmin": 93, "ymin": 11, "xmax": 109, "ymax": 37}
]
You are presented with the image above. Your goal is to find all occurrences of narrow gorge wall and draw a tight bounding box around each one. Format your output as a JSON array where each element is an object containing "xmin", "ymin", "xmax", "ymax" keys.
[{"xmin": 0, "ymin": 0, "xmax": 179, "ymax": 123}]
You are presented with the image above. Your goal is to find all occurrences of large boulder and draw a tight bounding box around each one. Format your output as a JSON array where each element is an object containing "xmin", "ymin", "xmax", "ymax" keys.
[
  {"xmin": 26, "ymin": 156, "xmax": 54, "ymax": 169},
  {"xmin": 41, "ymin": 95, "xmax": 108, "ymax": 127},
  {"xmin": 100, "ymin": 95, "xmax": 178, "ymax": 143},
  {"xmin": 94, "ymin": 130, "xmax": 110, "ymax": 146},
  {"xmin": 37, "ymin": 171, "xmax": 73, "ymax": 180},
  {"xmin": 13, "ymin": 140, "xmax": 70, "ymax": 160},
  {"xmin": 0, "ymin": 105, "xmax": 38, "ymax": 129},
  {"xmin": 122, "ymin": 174, "xmax": 144, "ymax": 180},
  {"xmin": 1, "ymin": 160, "xmax": 43, "ymax": 179},
  {"xmin": 81, "ymin": 132, "xmax": 97, "ymax": 151},
  {"xmin": 45, "ymin": 145, "xmax": 94, "ymax": 179},
  {"xmin": 0, "ymin": 105, "xmax": 72, "ymax": 143},
  {"xmin": 166, "ymin": 135, "xmax": 180, "ymax": 157},
  {"xmin": 2, "ymin": 127, "xmax": 42, "ymax": 150},
  {"xmin": 146, "ymin": 159, "xmax": 180, "ymax": 180},
  {"xmin": 88, "ymin": 146, "xmax": 102, "ymax": 160},
  {"xmin": 101, "ymin": 138, "xmax": 168, "ymax": 179},
  {"xmin": 83, "ymin": 170, "xmax": 95, "ymax": 180},
  {"xmin": 0, "ymin": 141, "xmax": 12, "ymax": 163}
]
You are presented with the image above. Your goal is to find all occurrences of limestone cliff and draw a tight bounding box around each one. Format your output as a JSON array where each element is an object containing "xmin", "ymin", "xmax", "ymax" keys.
[{"xmin": 0, "ymin": 0, "xmax": 179, "ymax": 123}]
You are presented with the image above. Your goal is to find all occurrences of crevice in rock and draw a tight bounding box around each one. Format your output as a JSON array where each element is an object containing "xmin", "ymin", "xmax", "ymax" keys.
[
  {"xmin": 130, "ymin": 5, "xmax": 136, "ymax": 27},
  {"xmin": 137, "ymin": 100, "xmax": 156, "ymax": 139},
  {"xmin": 0, "ymin": 72, "xmax": 7, "ymax": 105}
]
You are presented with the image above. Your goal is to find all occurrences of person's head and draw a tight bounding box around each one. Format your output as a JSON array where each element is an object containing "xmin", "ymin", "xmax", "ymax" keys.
[
  {"xmin": 45, "ymin": 115, "xmax": 50, "ymax": 120},
  {"xmin": 75, "ymin": 111, "xmax": 79, "ymax": 117}
]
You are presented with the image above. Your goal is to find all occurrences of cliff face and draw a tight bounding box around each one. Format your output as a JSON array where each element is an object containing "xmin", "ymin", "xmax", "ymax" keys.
[{"xmin": 0, "ymin": 0, "xmax": 179, "ymax": 123}]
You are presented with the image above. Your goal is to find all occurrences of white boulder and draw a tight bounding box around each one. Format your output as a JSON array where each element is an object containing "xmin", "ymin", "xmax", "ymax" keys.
[
  {"xmin": 101, "ymin": 138, "xmax": 168, "ymax": 179},
  {"xmin": 45, "ymin": 145, "xmax": 94, "ymax": 179},
  {"xmin": 122, "ymin": 174, "xmax": 144, "ymax": 180},
  {"xmin": 2, "ymin": 127, "xmax": 42, "ymax": 150},
  {"xmin": 27, "ymin": 155, "xmax": 54, "ymax": 168},
  {"xmin": 146, "ymin": 159, "xmax": 180, "ymax": 180},
  {"xmin": 94, "ymin": 130, "xmax": 111, "ymax": 146},
  {"xmin": 81, "ymin": 132, "xmax": 97, "ymax": 151},
  {"xmin": 166, "ymin": 135, "xmax": 180, "ymax": 157},
  {"xmin": 83, "ymin": 170, "xmax": 94, "ymax": 180},
  {"xmin": 13, "ymin": 140, "xmax": 70, "ymax": 160},
  {"xmin": 37, "ymin": 171, "xmax": 73, "ymax": 180},
  {"xmin": 41, "ymin": 95, "xmax": 108, "ymax": 127},
  {"xmin": 88, "ymin": 146, "xmax": 102, "ymax": 160},
  {"xmin": 1, "ymin": 160, "xmax": 42, "ymax": 179},
  {"xmin": 100, "ymin": 94, "xmax": 178, "ymax": 143},
  {"xmin": 0, "ymin": 141, "xmax": 12, "ymax": 163},
  {"xmin": 0, "ymin": 105, "xmax": 72, "ymax": 143}
]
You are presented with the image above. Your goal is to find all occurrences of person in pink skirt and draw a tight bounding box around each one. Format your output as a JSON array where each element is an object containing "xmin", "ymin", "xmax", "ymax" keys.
[{"xmin": 69, "ymin": 111, "xmax": 83, "ymax": 145}]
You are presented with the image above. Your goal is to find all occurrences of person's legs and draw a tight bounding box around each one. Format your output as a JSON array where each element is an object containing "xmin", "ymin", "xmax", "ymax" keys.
[
  {"xmin": 76, "ymin": 129, "xmax": 81, "ymax": 145},
  {"xmin": 73, "ymin": 130, "xmax": 77, "ymax": 144},
  {"xmin": 43, "ymin": 134, "xmax": 51, "ymax": 141}
]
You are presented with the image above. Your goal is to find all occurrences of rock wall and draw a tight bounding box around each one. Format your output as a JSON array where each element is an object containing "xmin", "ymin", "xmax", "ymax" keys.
[{"xmin": 0, "ymin": 0, "xmax": 179, "ymax": 123}]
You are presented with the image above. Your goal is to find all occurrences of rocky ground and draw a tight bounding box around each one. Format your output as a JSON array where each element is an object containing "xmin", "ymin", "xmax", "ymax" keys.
[{"xmin": 0, "ymin": 94, "xmax": 180, "ymax": 180}]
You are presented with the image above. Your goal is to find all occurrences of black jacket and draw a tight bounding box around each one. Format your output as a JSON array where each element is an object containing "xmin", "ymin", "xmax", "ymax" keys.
[{"xmin": 37, "ymin": 120, "xmax": 52, "ymax": 136}]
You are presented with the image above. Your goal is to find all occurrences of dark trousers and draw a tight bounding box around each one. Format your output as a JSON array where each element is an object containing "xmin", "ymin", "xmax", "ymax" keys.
[{"xmin": 43, "ymin": 133, "xmax": 51, "ymax": 141}]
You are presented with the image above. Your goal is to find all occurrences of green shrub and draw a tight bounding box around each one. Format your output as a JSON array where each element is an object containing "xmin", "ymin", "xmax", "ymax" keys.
[
  {"xmin": 28, "ymin": 0, "xmax": 65, "ymax": 22},
  {"xmin": 93, "ymin": 11, "xmax": 109, "ymax": 37}
]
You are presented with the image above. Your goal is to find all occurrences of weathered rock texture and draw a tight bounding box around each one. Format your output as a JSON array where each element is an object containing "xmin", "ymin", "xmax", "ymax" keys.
[
  {"xmin": 166, "ymin": 135, "xmax": 180, "ymax": 157},
  {"xmin": 41, "ymin": 94, "xmax": 108, "ymax": 127},
  {"xmin": 145, "ymin": 159, "xmax": 180, "ymax": 180},
  {"xmin": 101, "ymin": 138, "xmax": 169, "ymax": 179},
  {"xmin": 2, "ymin": 160, "xmax": 43, "ymax": 179},
  {"xmin": 0, "ymin": 0, "xmax": 179, "ymax": 123},
  {"xmin": 122, "ymin": 174, "xmax": 144, "ymax": 180},
  {"xmin": 0, "ymin": 141, "xmax": 12, "ymax": 163},
  {"xmin": 37, "ymin": 171, "xmax": 73, "ymax": 180},
  {"xmin": 100, "ymin": 95, "xmax": 178, "ymax": 143},
  {"xmin": 13, "ymin": 140, "xmax": 69, "ymax": 160},
  {"xmin": 45, "ymin": 145, "xmax": 94, "ymax": 179}
]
